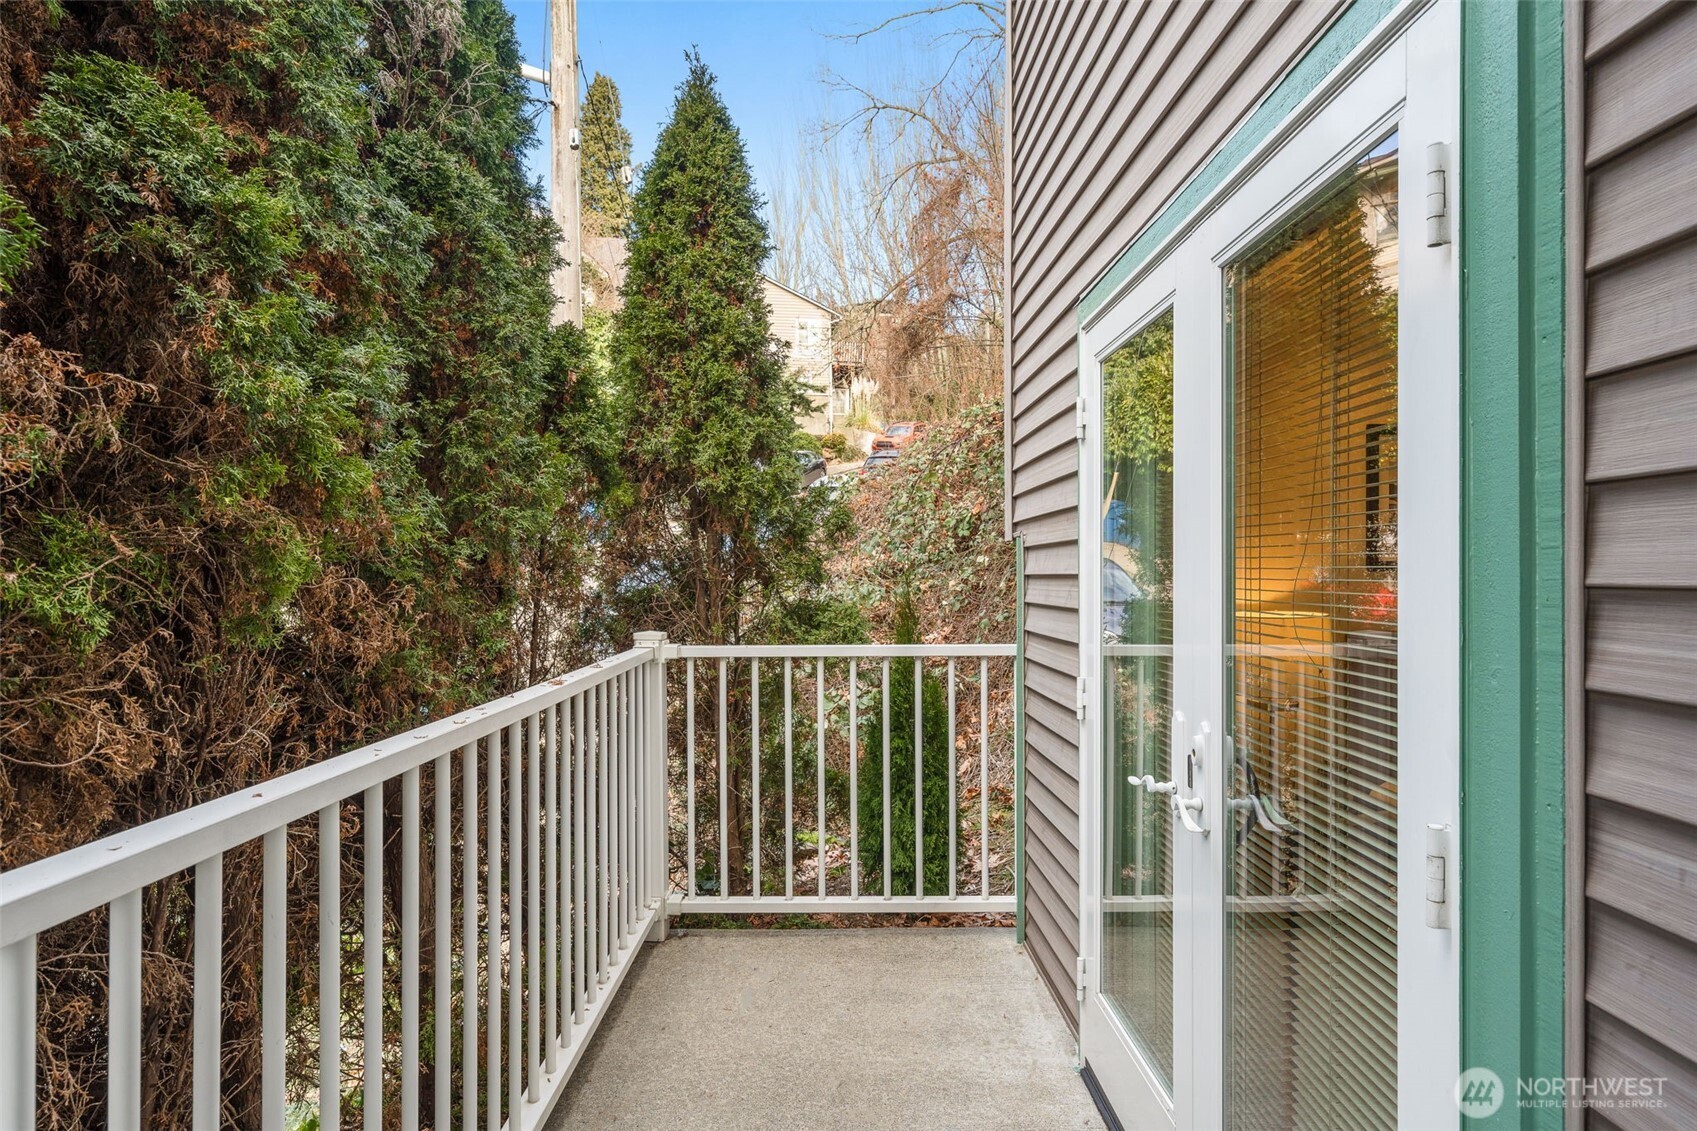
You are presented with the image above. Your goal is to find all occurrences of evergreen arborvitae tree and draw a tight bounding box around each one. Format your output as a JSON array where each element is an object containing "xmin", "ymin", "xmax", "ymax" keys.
[
  {"xmin": 611, "ymin": 52, "xmax": 818, "ymax": 646},
  {"xmin": 1, "ymin": 0, "xmax": 591, "ymax": 1122},
  {"xmin": 580, "ymin": 71, "xmax": 633, "ymax": 236}
]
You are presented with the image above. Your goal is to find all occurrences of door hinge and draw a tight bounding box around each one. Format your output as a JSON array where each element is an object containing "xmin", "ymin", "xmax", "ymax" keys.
[
  {"xmin": 1425, "ymin": 141, "xmax": 1451, "ymax": 247},
  {"xmin": 1076, "ymin": 956, "xmax": 1087, "ymax": 1003},
  {"xmin": 1076, "ymin": 675, "xmax": 1088, "ymax": 721},
  {"xmin": 1075, "ymin": 394, "xmax": 1088, "ymax": 441},
  {"xmin": 1425, "ymin": 822, "xmax": 1454, "ymax": 930}
]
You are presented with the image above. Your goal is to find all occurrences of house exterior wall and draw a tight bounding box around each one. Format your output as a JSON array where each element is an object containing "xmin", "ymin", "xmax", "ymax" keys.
[
  {"xmin": 1575, "ymin": 1, "xmax": 1697, "ymax": 1120},
  {"xmin": 1005, "ymin": 0, "xmax": 1344, "ymax": 1029},
  {"xmin": 763, "ymin": 280, "xmax": 835, "ymax": 432}
]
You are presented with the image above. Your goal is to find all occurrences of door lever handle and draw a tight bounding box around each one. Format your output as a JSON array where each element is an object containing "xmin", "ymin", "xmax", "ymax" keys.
[
  {"xmin": 1131, "ymin": 776, "xmax": 1208, "ymax": 836},
  {"xmin": 1172, "ymin": 793, "xmax": 1208, "ymax": 836}
]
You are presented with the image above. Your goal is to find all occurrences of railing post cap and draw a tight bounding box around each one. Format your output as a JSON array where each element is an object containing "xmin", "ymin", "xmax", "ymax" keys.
[{"xmin": 632, "ymin": 631, "xmax": 668, "ymax": 646}]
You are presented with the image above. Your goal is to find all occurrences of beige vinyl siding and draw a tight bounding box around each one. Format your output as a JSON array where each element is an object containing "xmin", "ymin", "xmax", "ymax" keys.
[
  {"xmin": 764, "ymin": 280, "xmax": 833, "ymax": 394},
  {"xmin": 1579, "ymin": 3, "xmax": 1697, "ymax": 1124},
  {"xmin": 1006, "ymin": 0, "xmax": 1342, "ymax": 1028}
]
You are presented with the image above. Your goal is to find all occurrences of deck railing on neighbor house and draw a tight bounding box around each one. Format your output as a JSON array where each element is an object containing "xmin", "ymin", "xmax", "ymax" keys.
[{"xmin": 0, "ymin": 637, "xmax": 1014, "ymax": 1131}]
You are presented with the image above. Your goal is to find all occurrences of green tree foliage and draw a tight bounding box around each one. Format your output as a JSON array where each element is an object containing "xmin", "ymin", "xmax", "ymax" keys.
[
  {"xmin": 0, "ymin": 0, "xmax": 591, "ymax": 1122},
  {"xmin": 580, "ymin": 70, "xmax": 633, "ymax": 237},
  {"xmin": 834, "ymin": 404, "xmax": 1015, "ymax": 642},
  {"xmin": 856, "ymin": 597, "xmax": 953, "ymax": 896},
  {"xmin": 607, "ymin": 53, "xmax": 820, "ymax": 647},
  {"xmin": 1102, "ymin": 309, "xmax": 1174, "ymax": 471}
]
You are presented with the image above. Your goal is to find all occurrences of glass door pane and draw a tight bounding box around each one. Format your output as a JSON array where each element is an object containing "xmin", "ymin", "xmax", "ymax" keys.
[
  {"xmin": 1099, "ymin": 311, "xmax": 1176, "ymax": 1089},
  {"xmin": 1223, "ymin": 134, "xmax": 1401, "ymax": 1130}
]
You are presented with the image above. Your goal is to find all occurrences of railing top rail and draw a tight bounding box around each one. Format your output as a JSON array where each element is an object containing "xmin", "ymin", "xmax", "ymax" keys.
[
  {"xmin": 0, "ymin": 647, "xmax": 651, "ymax": 947},
  {"xmin": 672, "ymin": 643, "xmax": 1015, "ymax": 659}
]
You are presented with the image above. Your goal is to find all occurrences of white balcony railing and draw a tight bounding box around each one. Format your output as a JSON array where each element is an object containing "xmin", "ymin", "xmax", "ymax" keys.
[
  {"xmin": 0, "ymin": 637, "xmax": 1015, "ymax": 1130},
  {"xmin": 667, "ymin": 644, "xmax": 1016, "ymax": 915}
]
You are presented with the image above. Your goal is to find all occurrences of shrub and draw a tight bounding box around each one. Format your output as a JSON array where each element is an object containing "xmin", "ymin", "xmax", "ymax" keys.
[
  {"xmin": 820, "ymin": 431, "xmax": 856, "ymax": 462},
  {"xmin": 856, "ymin": 598, "xmax": 954, "ymax": 896}
]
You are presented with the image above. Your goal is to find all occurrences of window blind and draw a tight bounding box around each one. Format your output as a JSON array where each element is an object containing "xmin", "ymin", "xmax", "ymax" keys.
[{"xmin": 1224, "ymin": 135, "xmax": 1401, "ymax": 1131}]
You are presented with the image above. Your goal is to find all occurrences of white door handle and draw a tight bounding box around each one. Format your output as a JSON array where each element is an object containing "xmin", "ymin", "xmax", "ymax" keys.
[
  {"xmin": 1128, "ymin": 775, "xmax": 1207, "ymax": 836},
  {"xmin": 1172, "ymin": 794, "xmax": 1208, "ymax": 836}
]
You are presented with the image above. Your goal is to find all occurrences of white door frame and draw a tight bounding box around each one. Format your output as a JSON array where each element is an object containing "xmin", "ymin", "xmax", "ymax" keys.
[
  {"xmin": 1077, "ymin": 264, "xmax": 1186, "ymax": 1130},
  {"xmin": 1077, "ymin": 3, "xmax": 1460, "ymax": 1126}
]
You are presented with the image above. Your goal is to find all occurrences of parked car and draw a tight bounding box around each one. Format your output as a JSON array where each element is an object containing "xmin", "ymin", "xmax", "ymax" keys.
[
  {"xmin": 793, "ymin": 449, "xmax": 827, "ymax": 488},
  {"xmin": 870, "ymin": 421, "xmax": 929, "ymax": 451},
  {"xmin": 860, "ymin": 449, "xmax": 900, "ymax": 476}
]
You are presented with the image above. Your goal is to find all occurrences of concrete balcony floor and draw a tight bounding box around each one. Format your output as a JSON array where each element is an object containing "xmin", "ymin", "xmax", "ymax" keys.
[{"xmin": 546, "ymin": 928, "xmax": 1105, "ymax": 1131}]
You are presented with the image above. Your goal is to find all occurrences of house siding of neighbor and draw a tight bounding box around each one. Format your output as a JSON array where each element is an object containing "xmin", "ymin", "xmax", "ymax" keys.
[
  {"xmin": 1575, "ymin": 2, "xmax": 1697, "ymax": 1121},
  {"xmin": 763, "ymin": 278, "xmax": 838, "ymax": 434},
  {"xmin": 1006, "ymin": 0, "xmax": 1345, "ymax": 1030}
]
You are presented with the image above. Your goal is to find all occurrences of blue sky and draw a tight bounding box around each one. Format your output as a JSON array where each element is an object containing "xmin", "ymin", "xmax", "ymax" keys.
[{"xmin": 504, "ymin": 0, "xmax": 979, "ymax": 209}]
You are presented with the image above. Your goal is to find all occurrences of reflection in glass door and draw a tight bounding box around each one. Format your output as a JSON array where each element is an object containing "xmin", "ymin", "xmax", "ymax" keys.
[
  {"xmin": 1224, "ymin": 134, "xmax": 1402, "ymax": 1129},
  {"xmin": 1099, "ymin": 311, "xmax": 1176, "ymax": 1089}
]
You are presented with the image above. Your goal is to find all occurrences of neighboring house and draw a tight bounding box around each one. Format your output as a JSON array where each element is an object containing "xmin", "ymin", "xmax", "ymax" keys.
[
  {"xmin": 578, "ymin": 237, "xmax": 843, "ymax": 434},
  {"xmin": 1006, "ymin": 1, "xmax": 1696, "ymax": 1128},
  {"xmin": 761, "ymin": 276, "xmax": 839, "ymax": 435}
]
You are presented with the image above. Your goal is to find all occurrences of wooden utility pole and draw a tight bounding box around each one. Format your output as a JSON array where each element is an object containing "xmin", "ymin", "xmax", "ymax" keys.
[{"xmin": 549, "ymin": 0, "xmax": 582, "ymax": 327}]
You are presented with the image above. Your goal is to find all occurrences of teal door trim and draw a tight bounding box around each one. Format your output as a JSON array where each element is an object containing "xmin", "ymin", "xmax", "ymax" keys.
[{"xmin": 1458, "ymin": 1, "xmax": 1567, "ymax": 1124}]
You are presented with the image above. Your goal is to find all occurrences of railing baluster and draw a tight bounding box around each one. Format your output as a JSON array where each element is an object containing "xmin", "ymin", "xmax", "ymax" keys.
[
  {"xmin": 617, "ymin": 669, "xmax": 631, "ymax": 944},
  {"xmin": 636, "ymin": 670, "xmax": 645, "ymax": 924},
  {"xmin": 572, "ymin": 691, "xmax": 586, "ymax": 1020},
  {"xmin": 948, "ymin": 658, "xmax": 957, "ymax": 900},
  {"xmin": 609, "ymin": 678, "xmax": 620, "ymax": 954},
  {"xmin": 562, "ymin": 700, "xmax": 574, "ymax": 1023},
  {"xmin": 486, "ymin": 728, "xmax": 501, "ymax": 1131},
  {"xmin": 817, "ymin": 658, "xmax": 826, "ymax": 898},
  {"xmin": 980, "ymin": 660, "xmax": 990, "ymax": 897},
  {"xmin": 1, "ymin": 935, "xmax": 37, "ymax": 1130},
  {"xmin": 784, "ymin": 658, "xmax": 794, "ymax": 900},
  {"xmin": 111, "ymin": 888, "xmax": 143, "ymax": 1131},
  {"xmin": 363, "ymin": 785, "xmax": 383, "ymax": 1131},
  {"xmin": 628, "ymin": 672, "xmax": 639, "ymax": 926},
  {"xmin": 434, "ymin": 753, "xmax": 451, "ymax": 1129},
  {"xmin": 882, "ymin": 659, "xmax": 891, "ymax": 900},
  {"xmin": 402, "ymin": 768, "xmax": 421, "ymax": 1128},
  {"xmin": 604, "ymin": 679, "xmax": 617, "ymax": 978},
  {"xmin": 261, "ymin": 832, "xmax": 284, "ymax": 1131},
  {"xmin": 849, "ymin": 659, "xmax": 859, "ymax": 900},
  {"xmin": 544, "ymin": 702, "xmax": 558, "ymax": 1074},
  {"xmin": 320, "ymin": 805, "xmax": 341, "ymax": 1131},
  {"xmin": 651, "ymin": 646, "xmax": 669, "ymax": 924},
  {"xmin": 914, "ymin": 657, "xmax": 924, "ymax": 900},
  {"xmin": 507, "ymin": 721, "xmax": 522, "ymax": 1125},
  {"xmin": 685, "ymin": 659, "xmax": 696, "ymax": 897},
  {"xmin": 194, "ymin": 853, "xmax": 222, "ymax": 1131},
  {"xmin": 717, "ymin": 659, "xmax": 728, "ymax": 899},
  {"xmin": 461, "ymin": 742, "xmax": 478, "ymax": 1131},
  {"xmin": 587, "ymin": 686, "xmax": 599, "ymax": 1000},
  {"xmin": 621, "ymin": 671, "xmax": 633, "ymax": 945},
  {"xmin": 751, "ymin": 659, "xmax": 761, "ymax": 896},
  {"xmin": 526, "ymin": 712, "xmax": 541, "ymax": 1103}
]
